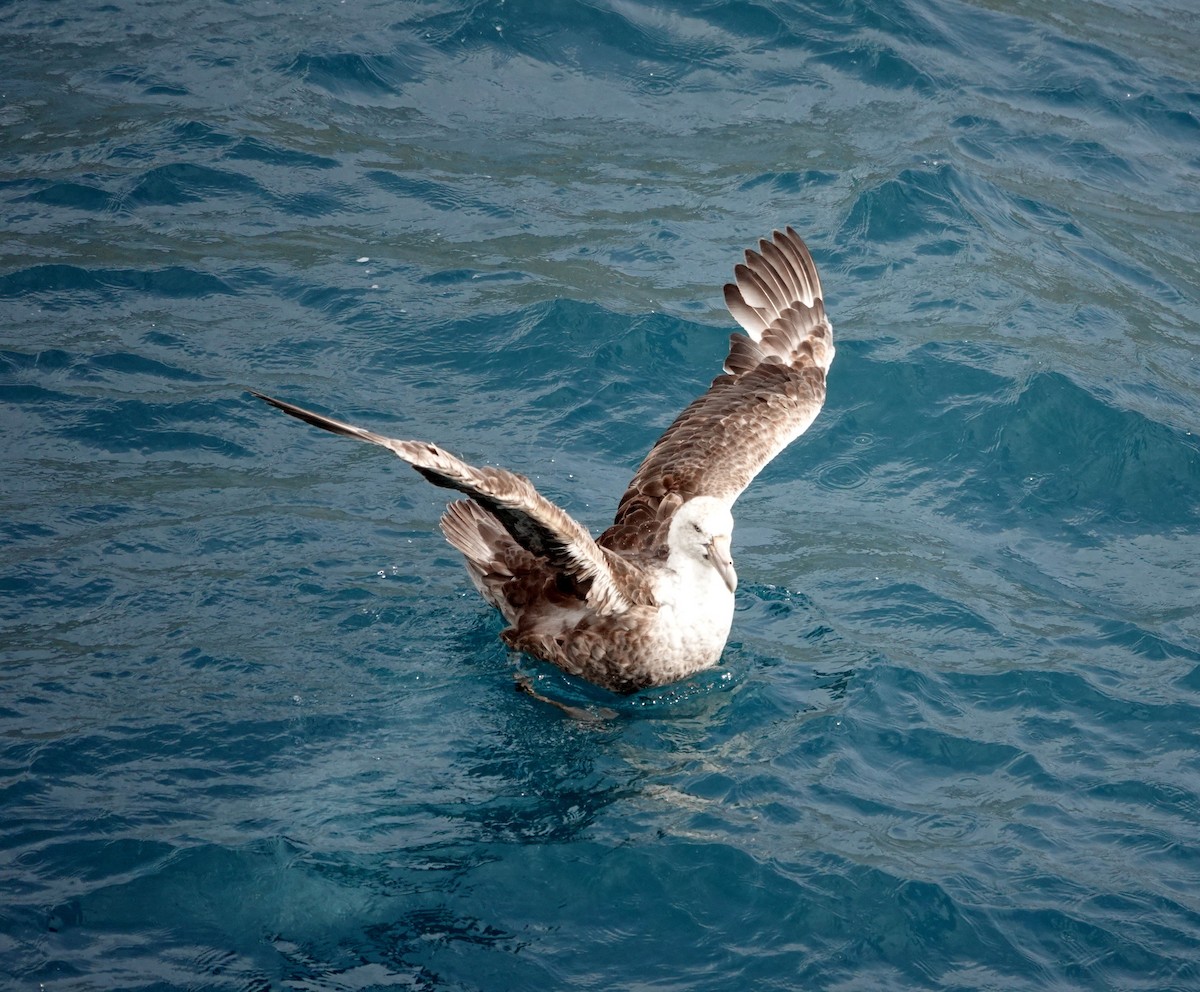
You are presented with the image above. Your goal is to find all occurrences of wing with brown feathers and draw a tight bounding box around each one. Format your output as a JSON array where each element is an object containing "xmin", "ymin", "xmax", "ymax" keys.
[
  {"xmin": 599, "ymin": 227, "xmax": 834, "ymax": 555},
  {"xmin": 250, "ymin": 392, "xmax": 653, "ymax": 614}
]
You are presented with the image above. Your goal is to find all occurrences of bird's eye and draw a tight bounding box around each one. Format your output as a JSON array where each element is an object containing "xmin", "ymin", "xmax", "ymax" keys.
[{"xmin": 692, "ymin": 523, "xmax": 702, "ymax": 533}]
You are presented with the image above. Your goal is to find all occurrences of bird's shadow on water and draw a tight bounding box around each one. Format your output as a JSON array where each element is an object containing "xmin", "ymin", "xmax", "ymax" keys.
[{"xmin": 435, "ymin": 579, "xmax": 859, "ymax": 832}]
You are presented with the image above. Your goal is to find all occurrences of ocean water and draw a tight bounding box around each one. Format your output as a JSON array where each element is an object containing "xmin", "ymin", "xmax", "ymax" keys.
[{"xmin": 2, "ymin": 0, "xmax": 1199, "ymax": 988}]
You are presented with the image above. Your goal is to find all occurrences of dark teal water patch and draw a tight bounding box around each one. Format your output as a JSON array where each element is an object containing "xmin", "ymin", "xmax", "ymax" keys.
[
  {"xmin": 367, "ymin": 169, "xmax": 516, "ymax": 218},
  {"xmin": 821, "ymin": 340, "xmax": 1200, "ymax": 537},
  {"xmin": 812, "ymin": 40, "xmax": 938, "ymax": 94},
  {"xmin": 86, "ymin": 351, "xmax": 210, "ymax": 384},
  {"xmin": 57, "ymin": 397, "xmax": 250, "ymax": 456},
  {"xmin": 15, "ymin": 180, "xmax": 117, "ymax": 211},
  {"xmin": 418, "ymin": 1, "xmax": 735, "ymax": 72},
  {"xmin": 739, "ymin": 169, "xmax": 840, "ymax": 195},
  {"xmin": 165, "ymin": 119, "xmax": 239, "ymax": 151},
  {"xmin": 100, "ymin": 64, "xmax": 190, "ymax": 98},
  {"xmin": 284, "ymin": 50, "xmax": 424, "ymax": 100},
  {"xmin": 122, "ymin": 162, "xmax": 266, "ymax": 207},
  {"xmin": 223, "ymin": 135, "xmax": 339, "ymax": 170},
  {"xmin": 840, "ymin": 164, "xmax": 980, "ymax": 247},
  {"xmin": 0, "ymin": 264, "xmax": 236, "ymax": 302}
]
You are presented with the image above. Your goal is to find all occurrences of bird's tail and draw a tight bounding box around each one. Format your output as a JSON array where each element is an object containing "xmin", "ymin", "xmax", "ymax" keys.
[{"xmin": 439, "ymin": 499, "xmax": 528, "ymax": 623}]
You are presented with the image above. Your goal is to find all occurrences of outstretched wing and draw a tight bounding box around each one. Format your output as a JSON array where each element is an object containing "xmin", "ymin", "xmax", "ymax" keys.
[
  {"xmin": 251, "ymin": 392, "xmax": 652, "ymax": 614},
  {"xmin": 599, "ymin": 227, "xmax": 834, "ymax": 555}
]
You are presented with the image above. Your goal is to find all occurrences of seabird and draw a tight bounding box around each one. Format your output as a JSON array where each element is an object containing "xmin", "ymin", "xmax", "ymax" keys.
[{"xmin": 252, "ymin": 226, "xmax": 834, "ymax": 695}]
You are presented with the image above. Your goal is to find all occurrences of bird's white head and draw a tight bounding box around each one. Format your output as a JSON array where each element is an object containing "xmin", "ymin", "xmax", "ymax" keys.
[{"xmin": 667, "ymin": 496, "xmax": 737, "ymax": 594}]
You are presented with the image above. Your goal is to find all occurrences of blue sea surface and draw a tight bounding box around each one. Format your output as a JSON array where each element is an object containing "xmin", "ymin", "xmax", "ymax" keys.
[{"xmin": 3, "ymin": 0, "xmax": 1200, "ymax": 988}]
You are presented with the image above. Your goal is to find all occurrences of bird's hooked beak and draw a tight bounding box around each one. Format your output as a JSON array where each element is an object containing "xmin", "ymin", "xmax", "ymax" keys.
[{"xmin": 707, "ymin": 534, "xmax": 737, "ymax": 593}]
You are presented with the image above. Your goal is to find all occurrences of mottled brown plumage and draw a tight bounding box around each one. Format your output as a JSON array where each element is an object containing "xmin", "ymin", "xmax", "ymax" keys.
[{"xmin": 252, "ymin": 227, "xmax": 834, "ymax": 694}]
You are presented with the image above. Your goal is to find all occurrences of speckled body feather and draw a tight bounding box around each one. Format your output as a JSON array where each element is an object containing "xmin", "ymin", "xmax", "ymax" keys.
[{"xmin": 253, "ymin": 227, "xmax": 834, "ymax": 694}]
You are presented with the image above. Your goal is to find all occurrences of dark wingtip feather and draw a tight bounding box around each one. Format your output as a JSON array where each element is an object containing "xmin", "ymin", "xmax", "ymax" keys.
[{"xmin": 249, "ymin": 390, "xmax": 373, "ymax": 441}]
